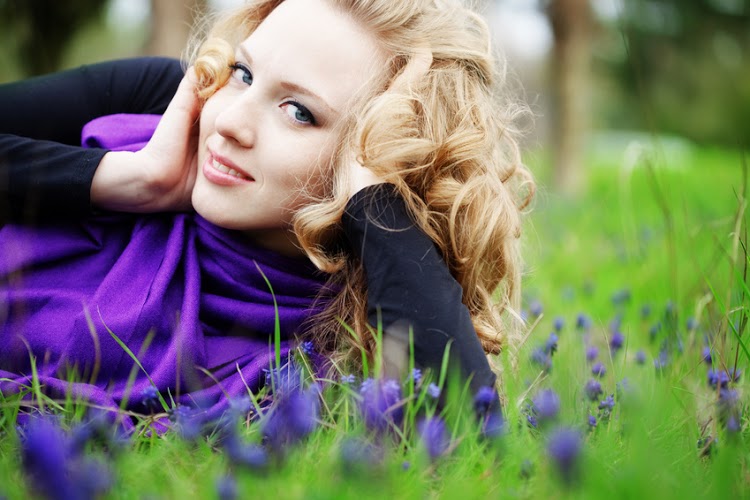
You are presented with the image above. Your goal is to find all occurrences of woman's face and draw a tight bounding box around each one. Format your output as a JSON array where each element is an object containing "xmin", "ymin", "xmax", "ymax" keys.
[{"xmin": 194, "ymin": 0, "xmax": 385, "ymax": 255}]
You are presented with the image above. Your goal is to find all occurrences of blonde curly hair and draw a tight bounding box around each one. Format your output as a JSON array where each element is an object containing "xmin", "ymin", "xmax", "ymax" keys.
[{"xmin": 187, "ymin": 0, "xmax": 535, "ymax": 372}]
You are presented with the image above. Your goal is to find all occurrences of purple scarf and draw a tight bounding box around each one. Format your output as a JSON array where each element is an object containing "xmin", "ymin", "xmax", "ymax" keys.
[{"xmin": 0, "ymin": 114, "xmax": 329, "ymax": 430}]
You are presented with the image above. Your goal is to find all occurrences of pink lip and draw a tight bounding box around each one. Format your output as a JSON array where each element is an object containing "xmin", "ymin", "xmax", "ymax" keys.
[{"xmin": 202, "ymin": 151, "xmax": 254, "ymax": 186}]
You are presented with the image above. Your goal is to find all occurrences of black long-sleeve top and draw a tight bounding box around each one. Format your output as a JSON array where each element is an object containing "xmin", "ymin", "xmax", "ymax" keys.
[{"xmin": 0, "ymin": 57, "xmax": 498, "ymax": 405}]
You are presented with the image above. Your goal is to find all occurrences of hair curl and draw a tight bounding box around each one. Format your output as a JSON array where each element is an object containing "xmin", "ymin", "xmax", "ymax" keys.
[{"xmin": 186, "ymin": 0, "xmax": 535, "ymax": 374}]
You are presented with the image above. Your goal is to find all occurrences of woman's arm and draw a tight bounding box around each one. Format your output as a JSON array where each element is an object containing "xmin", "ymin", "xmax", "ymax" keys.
[
  {"xmin": 342, "ymin": 184, "xmax": 500, "ymax": 407},
  {"xmin": 0, "ymin": 57, "xmax": 184, "ymax": 220}
]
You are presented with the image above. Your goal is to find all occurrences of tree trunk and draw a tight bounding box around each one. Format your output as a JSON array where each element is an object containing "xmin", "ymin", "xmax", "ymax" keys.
[
  {"xmin": 547, "ymin": 0, "xmax": 592, "ymax": 195},
  {"xmin": 145, "ymin": 0, "xmax": 206, "ymax": 58}
]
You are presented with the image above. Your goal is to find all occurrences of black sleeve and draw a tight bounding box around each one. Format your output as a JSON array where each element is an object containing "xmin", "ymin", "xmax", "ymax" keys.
[
  {"xmin": 0, "ymin": 57, "xmax": 184, "ymax": 221},
  {"xmin": 341, "ymin": 184, "xmax": 499, "ymax": 406}
]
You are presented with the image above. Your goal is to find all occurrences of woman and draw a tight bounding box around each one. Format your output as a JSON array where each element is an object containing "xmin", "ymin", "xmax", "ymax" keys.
[{"xmin": 0, "ymin": 0, "xmax": 533, "ymax": 426}]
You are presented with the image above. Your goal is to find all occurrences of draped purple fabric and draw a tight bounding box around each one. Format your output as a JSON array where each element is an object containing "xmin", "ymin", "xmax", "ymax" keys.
[{"xmin": 0, "ymin": 114, "xmax": 329, "ymax": 430}]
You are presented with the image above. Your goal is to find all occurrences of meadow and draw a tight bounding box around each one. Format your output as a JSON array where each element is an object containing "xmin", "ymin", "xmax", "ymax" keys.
[{"xmin": 0, "ymin": 135, "xmax": 747, "ymax": 499}]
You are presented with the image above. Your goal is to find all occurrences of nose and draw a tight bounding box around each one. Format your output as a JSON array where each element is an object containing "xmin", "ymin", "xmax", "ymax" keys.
[{"xmin": 213, "ymin": 92, "xmax": 257, "ymax": 147}]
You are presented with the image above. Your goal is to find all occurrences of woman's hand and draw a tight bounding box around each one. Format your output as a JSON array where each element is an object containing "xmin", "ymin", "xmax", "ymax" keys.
[{"xmin": 91, "ymin": 68, "xmax": 201, "ymax": 212}]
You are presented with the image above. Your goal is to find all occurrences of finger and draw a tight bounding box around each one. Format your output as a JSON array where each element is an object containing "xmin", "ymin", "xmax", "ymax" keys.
[{"xmin": 147, "ymin": 67, "xmax": 201, "ymax": 154}]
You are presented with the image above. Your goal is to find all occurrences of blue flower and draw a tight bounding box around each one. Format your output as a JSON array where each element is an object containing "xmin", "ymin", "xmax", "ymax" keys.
[
  {"xmin": 585, "ymin": 345, "xmax": 599, "ymax": 363},
  {"xmin": 584, "ymin": 379, "xmax": 603, "ymax": 401},
  {"xmin": 653, "ymin": 350, "xmax": 669, "ymax": 371},
  {"xmin": 530, "ymin": 347, "xmax": 552, "ymax": 371},
  {"xmin": 168, "ymin": 405, "xmax": 204, "ymax": 441},
  {"xmin": 708, "ymin": 369, "xmax": 730, "ymax": 389},
  {"xmin": 609, "ymin": 331, "xmax": 624, "ymax": 354},
  {"xmin": 635, "ymin": 349, "xmax": 646, "ymax": 365},
  {"xmin": 340, "ymin": 438, "xmax": 383, "ymax": 472},
  {"xmin": 224, "ymin": 437, "xmax": 269, "ymax": 470},
  {"xmin": 481, "ymin": 410, "xmax": 506, "ymax": 439},
  {"xmin": 701, "ymin": 346, "xmax": 712, "ymax": 365},
  {"xmin": 20, "ymin": 416, "xmax": 75, "ymax": 499},
  {"xmin": 69, "ymin": 457, "xmax": 113, "ymax": 499},
  {"xmin": 546, "ymin": 428, "xmax": 582, "ymax": 485},
  {"xmin": 417, "ymin": 417, "xmax": 449, "ymax": 461},
  {"xmin": 141, "ymin": 385, "xmax": 161, "ymax": 413},
  {"xmin": 474, "ymin": 386, "xmax": 497, "ymax": 415},
  {"xmin": 262, "ymin": 384, "xmax": 319, "ymax": 452},
  {"xmin": 426, "ymin": 383, "xmax": 441, "ymax": 399},
  {"xmin": 598, "ymin": 394, "xmax": 615, "ymax": 411},
  {"xmin": 359, "ymin": 378, "xmax": 403, "ymax": 434},
  {"xmin": 300, "ymin": 341, "xmax": 315, "ymax": 356},
  {"xmin": 526, "ymin": 413, "xmax": 538, "ymax": 429},
  {"xmin": 553, "ymin": 316, "xmax": 564, "ymax": 332},
  {"xmin": 263, "ymin": 361, "xmax": 302, "ymax": 395},
  {"xmin": 340, "ymin": 374, "xmax": 356, "ymax": 385},
  {"xmin": 216, "ymin": 474, "xmax": 238, "ymax": 500},
  {"xmin": 529, "ymin": 300, "xmax": 543, "ymax": 318},
  {"xmin": 648, "ymin": 322, "xmax": 661, "ymax": 341},
  {"xmin": 611, "ymin": 289, "xmax": 631, "ymax": 306},
  {"xmin": 545, "ymin": 333, "xmax": 559, "ymax": 356},
  {"xmin": 640, "ymin": 304, "xmax": 652, "ymax": 319},
  {"xmin": 410, "ymin": 368, "xmax": 422, "ymax": 385},
  {"xmin": 588, "ymin": 415, "xmax": 597, "ymax": 428},
  {"xmin": 531, "ymin": 389, "xmax": 561, "ymax": 423},
  {"xmin": 575, "ymin": 313, "xmax": 592, "ymax": 332},
  {"xmin": 591, "ymin": 362, "xmax": 606, "ymax": 378}
]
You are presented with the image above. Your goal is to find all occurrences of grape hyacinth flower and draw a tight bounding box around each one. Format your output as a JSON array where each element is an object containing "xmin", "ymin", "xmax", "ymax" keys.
[
  {"xmin": 474, "ymin": 386, "xmax": 497, "ymax": 414},
  {"xmin": 553, "ymin": 316, "xmax": 564, "ymax": 332},
  {"xmin": 576, "ymin": 313, "xmax": 592, "ymax": 332},
  {"xmin": 598, "ymin": 395, "xmax": 615, "ymax": 412},
  {"xmin": 635, "ymin": 349, "xmax": 647, "ymax": 365},
  {"xmin": 529, "ymin": 300, "xmax": 543, "ymax": 318},
  {"xmin": 611, "ymin": 288, "xmax": 631, "ymax": 306},
  {"xmin": 585, "ymin": 345, "xmax": 599, "ymax": 363},
  {"xmin": 648, "ymin": 322, "xmax": 661, "ymax": 341},
  {"xmin": 545, "ymin": 333, "xmax": 559, "ymax": 356},
  {"xmin": 20, "ymin": 416, "xmax": 75, "ymax": 500},
  {"xmin": 359, "ymin": 378, "xmax": 404, "ymax": 434},
  {"xmin": 609, "ymin": 331, "xmax": 625, "ymax": 354},
  {"xmin": 340, "ymin": 374, "xmax": 356, "ymax": 385},
  {"xmin": 653, "ymin": 350, "xmax": 669, "ymax": 371},
  {"xmin": 141, "ymin": 385, "xmax": 161, "ymax": 414},
  {"xmin": 410, "ymin": 368, "xmax": 422, "ymax": 385},
  {"xmin": 169, "ymin": 405, "xmax": 204, "ymax": 441},
  {"xmin": 588, "ymin": 415, "xmax": 597, "ymax": 428},
  {"xmin": 300, "ymin": 340, "xmax": 315, "ymax": 356},
  {"xmin": 417, "ymin": 417, "xmax": 450, "ymax": 461},
  {"xmin": 530, "ymin": 347, "xmax": 552, "ymax": 371},
  {"xmin": 216, "ymin": 474, "xmax": 238, "ymax": 500},
  {"xmin": 701, "ymin": 346, "xmax": 712, "ymax": 365},
  {"xmin": 262, "ymin": 383, "xmax": 320, "ymax": 453},
  {"xmin": 584, "ymin": 379, "xmax": 603, "ymax": 401},
  {"xmin": 708, "ymin": 369, "xmax": 730, "ymax": 389},
  {"xmin": 640, "ymin": 304, "xmax": 652, "ymax": 319},
  {"xmin": 591, "ymin": 362, "xmax": 606, "ymax": 378},
  {"xmin": 531, "ymin": 389, "xmax": 561, "ymax": 423},
  {"xmin": 546, "ymin": 427, "xmax": 582, "ymax": 485},
  {"xmin": 426, "ymin": 383, "xmax": 441, "ymax": 399},
  {"xmin": 340, "ymin": 438, "xmax": 384, "ymax": 473}
]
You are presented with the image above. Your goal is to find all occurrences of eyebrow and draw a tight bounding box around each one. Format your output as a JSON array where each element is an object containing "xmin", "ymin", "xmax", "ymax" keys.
[{"xmin": 238, "ymin": 45, "xmax": 338, "ymax": 118}]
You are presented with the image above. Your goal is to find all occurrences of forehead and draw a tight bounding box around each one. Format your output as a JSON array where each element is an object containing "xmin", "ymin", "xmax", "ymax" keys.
[{"xmin": 240, "ymin": 0, "xmax": 385, "ymax": 108}]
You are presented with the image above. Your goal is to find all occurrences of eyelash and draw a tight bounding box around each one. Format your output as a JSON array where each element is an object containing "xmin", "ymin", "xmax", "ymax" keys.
[{"xmin": 228, "ymin": 62, "xmax": 317, "ymax": 126}]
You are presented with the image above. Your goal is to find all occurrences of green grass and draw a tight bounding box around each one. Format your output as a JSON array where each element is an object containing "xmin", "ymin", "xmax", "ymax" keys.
[{"xmin": 1, "ymin": 136, "xmax": 748, "ymax": 499}]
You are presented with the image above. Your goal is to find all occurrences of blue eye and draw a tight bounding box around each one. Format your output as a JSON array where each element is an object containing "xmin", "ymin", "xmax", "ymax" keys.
[
  {"xmin": 282, "ymin": 101, "xmax": 316, "ymax": 125},
  {"xmin": 229, "ymin": 63, "xmax": 253, "ymax": 85}
]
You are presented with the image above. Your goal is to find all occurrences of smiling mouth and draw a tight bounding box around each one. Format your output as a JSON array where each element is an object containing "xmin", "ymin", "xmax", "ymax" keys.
[{"xmin": 211, "ymin": 159, "xmax": 251, "ymax": 180}]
